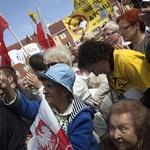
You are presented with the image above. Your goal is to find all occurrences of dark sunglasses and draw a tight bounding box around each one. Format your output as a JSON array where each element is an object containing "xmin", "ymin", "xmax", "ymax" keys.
[
  {"xmin": 45, "ymin": 62, "xmax": 58, "ymax": 73},
  {"xmin": 35, "ymin": 62, "xmax": 58, "ymax": 79}
]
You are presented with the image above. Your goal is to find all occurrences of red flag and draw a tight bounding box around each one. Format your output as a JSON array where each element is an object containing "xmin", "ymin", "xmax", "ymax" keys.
[
  {"xmin": 36, "ymin": 5, "xmax": 56, "ymax": 50},
  {"xmin": 28, "ymin": 99, "xmax": 73, "ymax": 150},
  {"xmin": 0, "ymin": 14, "xmax": 11, "ymax": 66}
]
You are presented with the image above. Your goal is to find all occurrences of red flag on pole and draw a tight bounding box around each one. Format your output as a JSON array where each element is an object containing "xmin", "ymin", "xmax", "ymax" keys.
[
  {"xmin": 35, "ymin": 5, "xmax": 56, "ymax": 50},
  {"xmin": 0, "ymin": 14, "xmax": 11, "ymax": 66}
]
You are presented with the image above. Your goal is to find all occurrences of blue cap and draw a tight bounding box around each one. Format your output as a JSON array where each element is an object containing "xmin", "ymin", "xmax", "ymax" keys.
[{"xmin": 38, "ymin": 63, "xmax": 75, "ymax": 93}]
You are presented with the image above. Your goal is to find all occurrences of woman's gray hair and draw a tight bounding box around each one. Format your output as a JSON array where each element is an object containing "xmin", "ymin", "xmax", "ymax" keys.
[
  {"xmin": 103, "ymin": 21, "xmax": 119, "ymax": 32},
  {"xmin": 43, "ymin": 45, "xmax": 73, "ymax": 67}
]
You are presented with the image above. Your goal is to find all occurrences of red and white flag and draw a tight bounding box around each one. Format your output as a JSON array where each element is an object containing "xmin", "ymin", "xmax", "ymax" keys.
[
  {"xmin": 28, "ymin": 99, "xmax": 73, "ymax": 150},
  {"xmin": 0, "ymin": 14, "xmax": 11, "ymax": 66},
  {"xmin": 36, "ymin": 5, "xmax": 56, "ymax": 50}
]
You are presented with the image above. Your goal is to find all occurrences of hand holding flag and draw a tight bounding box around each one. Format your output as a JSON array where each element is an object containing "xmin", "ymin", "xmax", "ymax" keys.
[{"xmin": 28, "ymin": 99, "xmax": 73, "ymax": 150}]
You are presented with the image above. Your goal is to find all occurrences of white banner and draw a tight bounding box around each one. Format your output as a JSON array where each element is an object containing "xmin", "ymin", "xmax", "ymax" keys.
[
  {"xmin": 8, "ymin": 49, "xmax": 25, "ymax": 65},
  {"xmin": 23, "ymin": 43, "xmax": 42, "ymax": 57}
]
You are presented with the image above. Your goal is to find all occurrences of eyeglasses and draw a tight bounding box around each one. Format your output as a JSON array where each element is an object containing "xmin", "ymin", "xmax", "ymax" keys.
[
  {"xmin": 45, "ymin": 62, "xmax": 57, "ymax": 72},
  {"xmin": 36, "ymin": 62, "xmax": 58, "ymax": 75},
  {"xmin": 119, "ymin": 24, "xmax": 133, "ymax": 32},
  {"xmin": 102, "ymin": 30, "xmax": 118, "ymax": 38}
]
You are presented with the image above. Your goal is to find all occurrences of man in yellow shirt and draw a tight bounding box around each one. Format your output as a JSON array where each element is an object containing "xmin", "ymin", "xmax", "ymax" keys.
[{"xmin": 78, "ymin": 38, "xmax": 150, "ymax": 108}]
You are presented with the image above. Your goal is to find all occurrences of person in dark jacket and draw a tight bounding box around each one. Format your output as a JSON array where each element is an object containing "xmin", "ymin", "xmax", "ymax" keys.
[
  {"xmin": 0, "ymin": 100, "xmax": 30, "ymax": 150},
  {"xmin": 0, "ymin": 66, "xmax": 38, "ymax": 127}
]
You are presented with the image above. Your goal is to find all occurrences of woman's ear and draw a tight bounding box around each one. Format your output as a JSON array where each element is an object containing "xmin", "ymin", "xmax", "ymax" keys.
[{"xmin": 135, "ymin": 22, "xmax": 140, "ymax": 30}]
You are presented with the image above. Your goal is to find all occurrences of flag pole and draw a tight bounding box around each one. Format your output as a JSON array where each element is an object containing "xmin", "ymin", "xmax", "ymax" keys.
[
  {"xmin": 46, "ymin": 38, "xmax": 51, "ymax": 48},
  {"xmin": 7, "ymin": 26, "xmax": 30, "ymax": 58}
]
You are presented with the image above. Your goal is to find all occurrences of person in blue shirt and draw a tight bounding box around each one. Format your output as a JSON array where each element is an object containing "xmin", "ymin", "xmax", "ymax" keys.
[{"xmin": 0, "ymin": 63, "xmax": 99, "ymax": 150}]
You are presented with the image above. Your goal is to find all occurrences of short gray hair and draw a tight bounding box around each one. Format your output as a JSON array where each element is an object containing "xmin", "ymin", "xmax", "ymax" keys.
[
  {"xmin": 103, "ymin": 21, "xmax": 119, "ymax": 32},
  {"xmin": 43, "ymin": 45, "xmax": 73, "ymax": 67}
]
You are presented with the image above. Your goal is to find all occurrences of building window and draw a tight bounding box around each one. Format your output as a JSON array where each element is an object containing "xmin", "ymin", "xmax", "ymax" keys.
[
  {"xmin": 92, "ymin": 28, "xmax": 100, "ymax": 35},
  {"xmin": 65, "ymin": 42, "xmax": 71, "ymax": 47},
  {"xmin": 59, "ymin": 33, "xmax": 67, "ymax": 39},
  {"xmin": 53, "ymin": 37, "xmax": 57, "ymax": 41}
]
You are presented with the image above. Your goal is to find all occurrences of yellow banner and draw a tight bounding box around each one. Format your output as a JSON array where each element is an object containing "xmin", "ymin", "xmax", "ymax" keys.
[
  {"xmin": 27, "ymin": 10, "xmax": 37, "ymax": 24},
  {"xmin": 74, "ymin": 0, "xmax": 88, "ymax": 11},
  {"xmin": 63, "ymin": 0, "xmax": 114, "ymax": 39}
]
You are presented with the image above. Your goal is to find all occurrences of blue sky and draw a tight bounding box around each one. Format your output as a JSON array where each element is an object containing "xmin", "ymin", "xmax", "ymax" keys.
[{"xmin": 0, "ymin": 0, "xmax": 73, "ymax": 47}]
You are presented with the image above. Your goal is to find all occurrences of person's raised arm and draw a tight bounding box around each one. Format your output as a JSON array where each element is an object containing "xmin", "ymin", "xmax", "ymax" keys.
[{"xmin": 0, "ymin": 72, "xmax": 40, "ymax": 119}]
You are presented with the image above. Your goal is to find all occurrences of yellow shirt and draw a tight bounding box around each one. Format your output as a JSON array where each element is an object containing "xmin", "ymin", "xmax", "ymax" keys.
[{"xmin": 109, "ymin": 49, "xmax": 150, "ymax": 98}]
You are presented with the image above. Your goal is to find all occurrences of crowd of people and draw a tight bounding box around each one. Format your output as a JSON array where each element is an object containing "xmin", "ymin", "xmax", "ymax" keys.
[{"xmin": 0, "ymin": 2, "xmax": 150, "ymax": 150}]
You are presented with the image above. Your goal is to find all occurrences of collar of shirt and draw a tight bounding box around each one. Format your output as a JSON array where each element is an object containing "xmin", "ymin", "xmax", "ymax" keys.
[{"xmin": 51, "ymin": 100, "xmax": 74, "ymax": 116}]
